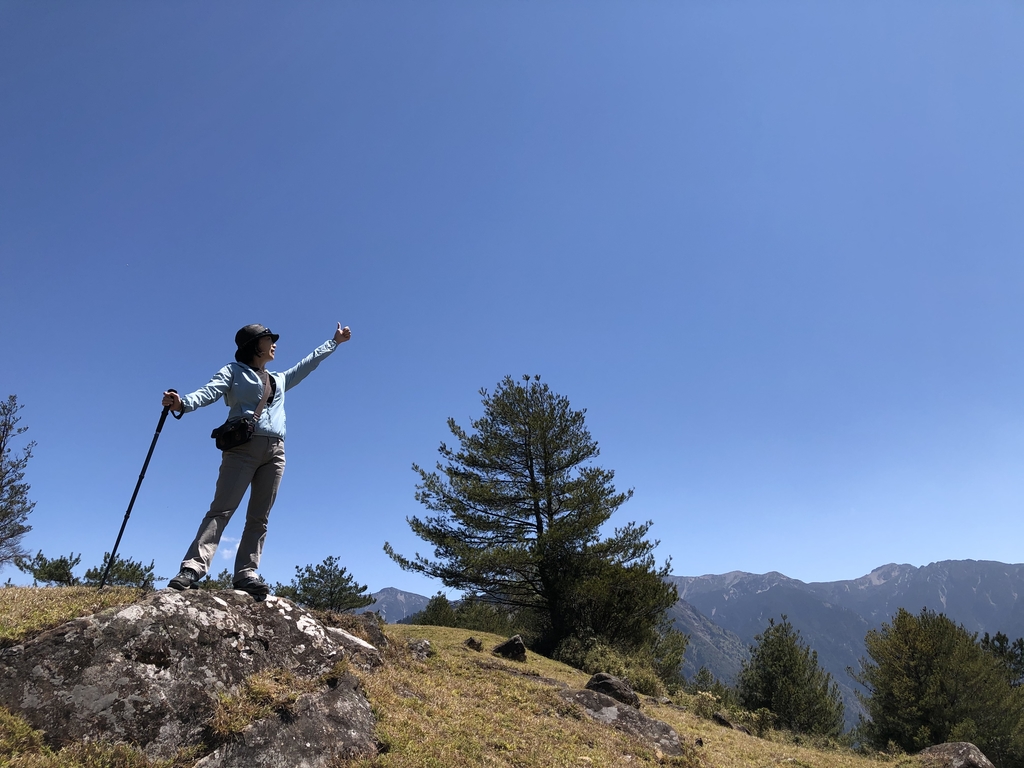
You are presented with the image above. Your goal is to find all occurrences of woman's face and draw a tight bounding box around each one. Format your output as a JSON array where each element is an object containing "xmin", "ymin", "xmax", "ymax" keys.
[{"xmin": 256, "ymin": 336, "xmax": 276, "ymax": 363}]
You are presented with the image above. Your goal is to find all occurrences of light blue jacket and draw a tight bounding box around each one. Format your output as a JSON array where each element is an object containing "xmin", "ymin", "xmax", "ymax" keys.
[{"xmin": 180, "ymin": 339, "xmax": 338, "ymax": 440}]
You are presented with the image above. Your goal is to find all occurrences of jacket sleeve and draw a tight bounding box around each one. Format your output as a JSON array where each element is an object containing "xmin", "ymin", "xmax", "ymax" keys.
[
  {"xmin": 282, "ymin": 340, "xmax": 338, "ymax": 391},
  {"xmin": 180, "ymin": 365, "xmax": 234, "ymax": 413}
]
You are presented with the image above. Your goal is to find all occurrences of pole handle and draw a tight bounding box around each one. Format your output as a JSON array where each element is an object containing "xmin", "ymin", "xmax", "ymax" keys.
[{"xmin": 167, "ymin": 388, "xmax": 183, "ymax": 421}]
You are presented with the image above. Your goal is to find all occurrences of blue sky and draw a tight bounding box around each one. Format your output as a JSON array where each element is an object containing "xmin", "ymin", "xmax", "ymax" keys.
[{"xmin": 2, "ymin": 2, "xmax": 1023, "ymax": 598}]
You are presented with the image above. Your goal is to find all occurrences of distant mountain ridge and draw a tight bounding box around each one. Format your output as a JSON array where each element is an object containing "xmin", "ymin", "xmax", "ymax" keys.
[
  {"xmin": 667, "ymin": 559, "xmax": 1024, "ymax": 728},
  {"xmin": 805, "ymin": 560, "xmax": 1024, "ymax": 637}
]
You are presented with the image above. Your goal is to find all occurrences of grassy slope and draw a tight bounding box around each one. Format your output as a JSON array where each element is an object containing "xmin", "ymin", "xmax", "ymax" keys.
[
  {"xmin": 359, "ymin": 624, "xmax": 917, "ymax": 768},
  {"xmin": 0, "ymin": 588, "xmax": 921, "ymax": 768}
]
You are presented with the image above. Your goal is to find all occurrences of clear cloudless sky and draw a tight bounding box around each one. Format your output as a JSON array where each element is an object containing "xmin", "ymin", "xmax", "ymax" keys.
[{"xmin": 2, "ymin": 2, "xmax": 1023, "ymax": 599}]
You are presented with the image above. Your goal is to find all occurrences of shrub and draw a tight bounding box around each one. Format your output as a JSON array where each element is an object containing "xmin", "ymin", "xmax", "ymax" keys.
[
  {"xmin": 685, "ymin": 665, "xmax": 738, "ymax": 709},
  {"xmin": 691, "ymin": 690, "xmax": 720, "ymax": 720},
  {"xmin": 553, "ymin": 636, "xmax": 665, "ymax": 697}
]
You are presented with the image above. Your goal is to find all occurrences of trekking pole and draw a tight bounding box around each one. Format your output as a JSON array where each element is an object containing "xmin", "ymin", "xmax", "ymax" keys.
[{"xmin": 98, "ymin": 390, "xmax": 180, "ymax": 590}]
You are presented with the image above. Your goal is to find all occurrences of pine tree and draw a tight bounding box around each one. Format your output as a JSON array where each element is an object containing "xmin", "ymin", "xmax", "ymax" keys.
[
  {"xmin": 414, "ymin": 593, "xmax": 458, "ymax": 626},
  {"xmin": 855, "ymin": 608, "xmax": 1024, "ymax": 766},
  {"xmin": 273, "ymin": 556, "xmax": 375, "ymax": 612},
  {"xmin": 385, "ymin": 375, "xmax": 679, "ymax": 657},
  {"xmin": 83, "ymin": 552, "xmax": 157, "ymax": 590},
  {"xmin": 688, "ymin": 666, "xmax": 718, "ymax": 693},
  {"xmin": 737, "ymin": 615, "xmax": 844, "ymax": 736},
  {"xmin": 197, "ymin": 568, "xmax": 233, "ymax": 591},
  {"xmin": 409, "ymin": 593, "xmax": 520, "ymax": 636},
  {"xmin": 15, "ymin": 550, "xmax": 81, "ymax": 586},
  {"xmin": 0, "ymin": 395, "xmax": 35, "ymax": 567},
  {"xmin": 980, "ymin": 631, "xmax": 1024, "ymax": 687}
]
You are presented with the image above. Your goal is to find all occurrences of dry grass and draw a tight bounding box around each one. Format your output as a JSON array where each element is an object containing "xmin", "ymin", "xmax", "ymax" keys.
[
  {"xmin": 350, "ymin": 624, "xmax": 692, "ymax": 768},
  {"xmin": 2, "ymin": 740, "xmax": 165, "ymax": 768},
  {"xmin": 348, "ymin": 624, "xmax": 922, "ymax": 768},
  {"xmin": 1, "ymin": 704, "xmax": 208, "ymax": 768},
  {"xmin": 0, "ymin": 585, "xmax": 143, "ymax": 647},
  {"xmin": 208, "ymin": 667, "xmax": 323, "ymax": 739},
  {"xmin": 1, "ymin": 704, "xmax": 179, "ymax": 767}
]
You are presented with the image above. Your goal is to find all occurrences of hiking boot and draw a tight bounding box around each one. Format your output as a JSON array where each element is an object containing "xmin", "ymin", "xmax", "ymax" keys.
[
  {"xmin": 233, "ymin": 574, "xmax": 270, "ymax": 600},
  {"xmin": 167, "ymin": 567, "xmax": 200, "ymax": 591}
]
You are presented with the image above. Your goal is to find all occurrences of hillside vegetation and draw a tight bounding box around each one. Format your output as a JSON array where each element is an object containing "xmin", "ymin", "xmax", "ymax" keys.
[{"xmin": 0, "ymin": 587, "xmax": 924, "ymax": 768}]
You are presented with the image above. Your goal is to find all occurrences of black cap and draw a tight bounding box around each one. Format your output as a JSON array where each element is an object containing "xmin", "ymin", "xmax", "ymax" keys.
[{"xmin": 235, "ymin": 324, "xmax": 279, "ymax": 351}]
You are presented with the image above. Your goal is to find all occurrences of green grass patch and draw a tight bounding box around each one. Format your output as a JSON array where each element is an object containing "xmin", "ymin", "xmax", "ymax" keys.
[{"xmin": 1, "ymin": 706, "xmax": 47, "ymax": 758}]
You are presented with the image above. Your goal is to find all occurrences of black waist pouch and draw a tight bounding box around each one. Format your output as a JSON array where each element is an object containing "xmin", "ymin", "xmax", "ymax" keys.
[
  {"xmin": 211, "ymin": 368, "xmax": 271, "ymax": 452},
  {"xmin": 211, "ymin": 417, "xmax": 255, "ymax": 451}
]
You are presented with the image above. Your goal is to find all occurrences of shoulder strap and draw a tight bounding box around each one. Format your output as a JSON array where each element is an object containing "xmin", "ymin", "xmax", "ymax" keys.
[
  {"xmin": 230, "ymin": 363, "xmax": 271, "ymax": 421},
  {"xmin": 253, "ymin": 369, "xmax": 271, "ymax": 420}
]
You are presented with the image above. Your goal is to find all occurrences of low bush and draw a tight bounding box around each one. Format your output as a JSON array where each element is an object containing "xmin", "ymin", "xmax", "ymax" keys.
[{"xmin": 553, "ymin": 636, "xmax": 665, "ymax": 697}]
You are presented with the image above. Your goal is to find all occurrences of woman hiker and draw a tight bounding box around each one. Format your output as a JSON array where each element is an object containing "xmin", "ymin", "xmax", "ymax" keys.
[{"xmin": 161, "ymin": 322, "xmax": 352, "ymax": 598}]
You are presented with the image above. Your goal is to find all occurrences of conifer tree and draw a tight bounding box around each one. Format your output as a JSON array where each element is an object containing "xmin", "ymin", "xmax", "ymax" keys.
[
  {"xmin": 409, "ymin": 592, "xmax": 519, "ymax": 636},
  {"xmin": 15, "ymin": 550, "xmax": 81, "ymax": 586},
  {"xmin": 737, "ymin": 615, "xmax": 844, "ymax": 736},
  {"xmin": 980, "ymin": 631, "xmax": 1024, "ymax": 687},
  {"xmin": 415, "ymin": 593, "xmax": 458, "ymax": 627},
  {"xmin": 855, "ymin": 608, "xmax": 1024, "ymax": 766},
  {"xmin": 385, "ymin": 375, "xmax": 679, "ymax": 656},
  {"xmin": 273, "ymin": 555, "xmax": 375, "ymax": 612},
  {"xmin": 83, "ymin": 552, "xmax": 157, "ymax": 590},
  {"xmin": 197, "ymin": 568, "xmax": 233, "ymax": 591},
  {"xmin": 0, "ymin": 395, "xmax": 35, "ymax": 567}
]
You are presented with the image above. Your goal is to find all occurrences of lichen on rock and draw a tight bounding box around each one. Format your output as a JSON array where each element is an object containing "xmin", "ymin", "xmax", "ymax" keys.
[{"xmin": 0, "ymin": 589, "xmax": 377, "ymax": 764}]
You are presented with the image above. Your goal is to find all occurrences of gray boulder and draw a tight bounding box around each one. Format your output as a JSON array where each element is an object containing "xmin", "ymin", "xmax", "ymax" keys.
[
  {"xmin": 0, "ymin": 589, "xmax": 377, "ymax": 763},
  {"xmin": 407, "ymin": 638, "xmax": 433, "ymax": 660},
  {"xmin": 492, "ymin": 634, "xmax": 527, "ymax": 662},
  {"xmin": 919, "ymin": 743, "xmax": 996, "ymax": 768},
  {"xmin": 560, "ymin": 688, "xmax": 683, "ymax": 756},
  {"xmin": 585, "ymin": 672, "xmax": 640, "ymax": 708}
]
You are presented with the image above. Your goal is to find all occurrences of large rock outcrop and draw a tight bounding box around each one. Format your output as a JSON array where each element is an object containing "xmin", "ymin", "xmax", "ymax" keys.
[
  {"xmin": 919, "ymin": 742, "xmax": 996, "ymax": 768},
  {"xmin": 0, "ymin": 589, "xmax": 378, "ymax": 765}
]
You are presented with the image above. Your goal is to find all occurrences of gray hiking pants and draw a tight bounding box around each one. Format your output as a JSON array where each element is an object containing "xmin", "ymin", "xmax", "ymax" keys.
[{"xmin": 180, "ymin": 435, "xmax": 286, "ymax": 580}]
